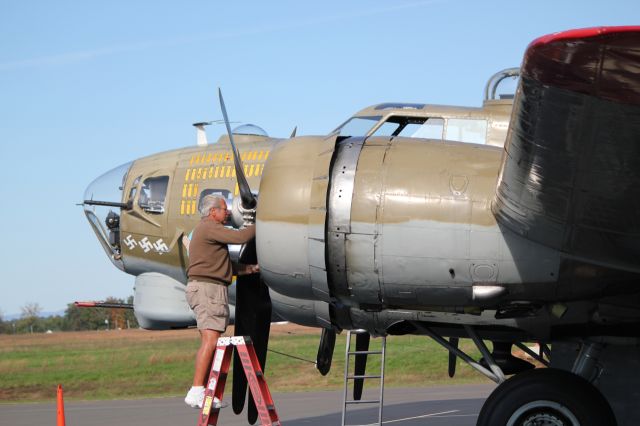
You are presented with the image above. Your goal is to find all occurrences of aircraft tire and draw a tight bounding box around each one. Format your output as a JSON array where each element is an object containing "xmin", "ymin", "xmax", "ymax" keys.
[{"xmin": 476, "ymin": 368, "xmax": 616, "ymax": 426}]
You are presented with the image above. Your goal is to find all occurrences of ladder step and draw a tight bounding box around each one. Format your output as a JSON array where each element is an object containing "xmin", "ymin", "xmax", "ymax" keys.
[
  {"xmin": 345, "ymin": 399, "xmax": 381, "ymax": 405},
  {"xmin": 346, "ymin": 375, "xmax": 381, "ymax": 379},
  {"xmin": 348, "ymin": 350, "xmax": 383, "ymax": 355}
]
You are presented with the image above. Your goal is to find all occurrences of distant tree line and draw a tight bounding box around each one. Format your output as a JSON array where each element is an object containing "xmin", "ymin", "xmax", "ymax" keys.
[{"xmin": 0, "ymin": 296, "xmax": 139, "ymax": 334}]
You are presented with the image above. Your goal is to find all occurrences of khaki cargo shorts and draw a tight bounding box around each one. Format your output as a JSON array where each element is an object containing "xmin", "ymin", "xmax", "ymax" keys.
[{"xmin": 185, "ymin": 280, "xmax": 230, "ymax": 332}]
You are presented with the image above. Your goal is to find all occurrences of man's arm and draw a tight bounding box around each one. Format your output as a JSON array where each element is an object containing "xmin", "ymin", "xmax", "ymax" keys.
[{"xmin": 207, "ymin": 224, "xmax": 255, "ymax": 244}]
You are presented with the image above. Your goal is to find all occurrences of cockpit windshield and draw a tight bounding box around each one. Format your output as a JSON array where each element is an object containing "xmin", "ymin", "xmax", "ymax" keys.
[
  {"xmin": 331, "ymin": 113, "xmax": 489, "ymax": 145},
  {"xmin": 83, "ymin": 161, "xmax": 132, "ymax": 271},
  {"xmin": 331, "ymin": 114, "xmax": 446, "ymax": 140},
  {"xmin": 371, "ymin": 116, "xmax": 445, "ymax": 139},
  {"xmin": 331, "ymin": 116, "xmax": 381, "ymax": 137}
]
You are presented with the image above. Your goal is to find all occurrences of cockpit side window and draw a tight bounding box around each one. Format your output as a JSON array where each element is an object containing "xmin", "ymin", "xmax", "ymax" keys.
[
  {"xmin": 401, "ymin": 118, "xmax": 444, "ymax": 138},
  {"xmin": 334, "ymin": 114, "xmax": 487, "ymax": 145},
  {"xmin": 138, "ymin": 176, "xmax": 169, "ymax": 214},
  {"xmin": 445, "ymin": 119, "xmax": 488, "ymax": 145},
  {"xmin": 372, "ymin": 116, "xmax": 445, "ymax": 140},
  {"xmin": 372, "ymin": 116, "xmax": 488, "ymax": 145},
  {"xmin": 371, "ymin": 120, "xmax": 401, "ymax": 136}
]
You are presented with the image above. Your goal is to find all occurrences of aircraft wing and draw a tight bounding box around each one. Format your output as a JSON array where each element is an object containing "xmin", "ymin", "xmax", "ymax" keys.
[{"xmin": 493, "ymin": 27, "xmax": 640, "ymax": 273}]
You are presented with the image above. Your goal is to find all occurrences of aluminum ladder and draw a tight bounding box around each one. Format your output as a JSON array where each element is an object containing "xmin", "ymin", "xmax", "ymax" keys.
[{"xmin": 341, "ymin": 330, "xmax": 387, "ymax": 426}]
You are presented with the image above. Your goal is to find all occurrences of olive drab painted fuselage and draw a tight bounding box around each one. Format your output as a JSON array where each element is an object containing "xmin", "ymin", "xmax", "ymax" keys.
[
  {"xmin": 84, "ymin": 94, "xmax": 525, "ymax": 331},
  {"xmin": 119, "ymin": 134, "xmax": 277, "ymax": 282},
  {"xmin": 85, "ymin": 91, "xmax": 640, "ymax": 340}
]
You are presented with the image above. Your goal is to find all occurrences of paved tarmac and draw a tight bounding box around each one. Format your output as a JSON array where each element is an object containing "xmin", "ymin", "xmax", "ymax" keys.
[{"xmin": 0, "ymin": 383, "xmax": 495, "ymax": 425}]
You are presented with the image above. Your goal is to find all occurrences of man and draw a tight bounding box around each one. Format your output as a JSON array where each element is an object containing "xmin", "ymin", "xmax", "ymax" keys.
[{"xmin": 184, "ymin": 194, "xmax": 258, "ymax": 409}]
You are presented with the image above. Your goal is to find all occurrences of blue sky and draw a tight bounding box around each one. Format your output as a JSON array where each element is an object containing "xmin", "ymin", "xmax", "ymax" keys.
[{"xmin": 0, "ymin": 0, "xmax": 637, "ymax": 317}]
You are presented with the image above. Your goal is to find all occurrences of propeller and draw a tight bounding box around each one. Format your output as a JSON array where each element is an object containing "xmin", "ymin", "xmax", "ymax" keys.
[
  {"xmin": 316, "ymin": 328, "xmax": 336, "ymax": 376},
  {"xmin": 448, "ymin": 337, "xmax": 459, "ymax": 378},
  {"xmin": 218, "ymin": 88, "xmax": 257, "ymax": 210},
  {"xmin": 231, "ymin": 248, "xmax": 254, "ymax": 415},
  {"xmin": 232, "ymin": 271, "xmax": 272, "ymax": 424},
  {"xmin": 218, "ymin": 88, "xmax": 272, "ymax": 425},
  {"xmin": 353, "ymin": 332, "xmax": 370, "ymax": 401}
]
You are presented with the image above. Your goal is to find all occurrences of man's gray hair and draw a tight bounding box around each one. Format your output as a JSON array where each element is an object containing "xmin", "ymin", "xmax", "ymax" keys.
[{"xmin": 199, "ymin": 194, "xmax": 226, "ymax": 217}]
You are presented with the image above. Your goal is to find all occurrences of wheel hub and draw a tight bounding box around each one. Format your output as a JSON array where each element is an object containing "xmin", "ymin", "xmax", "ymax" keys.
[
  {"xmin": 521, "ymin": 412, "xmax": 565, "ymax": 426},
  {"xmin": 508, "ymin": 400, "xmax": 580, "ymax": 426}
]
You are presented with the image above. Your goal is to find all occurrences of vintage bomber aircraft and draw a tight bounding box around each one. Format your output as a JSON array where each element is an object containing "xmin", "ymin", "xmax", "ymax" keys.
[
  {"xmin": 83, "ymin": 26, "xmax": 640, "ymax": 426},
  {"xmin": 83, "ymin": 78, "xmax": 515, "ymax": 422}
]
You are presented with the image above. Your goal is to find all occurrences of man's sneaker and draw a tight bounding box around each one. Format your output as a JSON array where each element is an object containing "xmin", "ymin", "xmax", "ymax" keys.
[
  {"xmin": 184, "ymin": 387, "xmax": 205, "ymax": 409},
  {"xmin": 185, "ymin": 388, "xmax": 228, "ymax": 410},
  {"xmin": 213, "ymin": 397, "xmax": 228, "ymax": 409}
]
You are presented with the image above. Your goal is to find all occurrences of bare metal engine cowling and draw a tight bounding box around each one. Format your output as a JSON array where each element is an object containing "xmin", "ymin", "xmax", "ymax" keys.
[
  {"xmin": 255, "ymin": 136, "xmax": 334, "ymax": 302},
  {"xmin": 256, "ymin": 134, "xmax": 562, "ymax": 319}
]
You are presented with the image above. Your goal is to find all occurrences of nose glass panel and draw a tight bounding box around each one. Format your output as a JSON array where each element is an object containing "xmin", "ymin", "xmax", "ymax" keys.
[{"xmin": 83, "ymin": 161, "xmax": 132, "ymax": 270}]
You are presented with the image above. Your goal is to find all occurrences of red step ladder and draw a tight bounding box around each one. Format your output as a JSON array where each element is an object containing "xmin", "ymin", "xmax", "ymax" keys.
[{"xmin": 197, "ymin": 336, "xmax": 281, "ymax": 426}]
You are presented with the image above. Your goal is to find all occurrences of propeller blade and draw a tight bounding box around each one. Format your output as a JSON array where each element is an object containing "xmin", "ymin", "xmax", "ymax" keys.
[
  {"xmin": 316, "ymin": 328, "xmax": 336, "ymax": 376},
  {"xmin": 218, "ymin": 88, "xmax": 257, "ymax": 210},
  {"xmin": 247, "ymin": 278, "xmax": 271, "ymax": 425},
  {"xmin": 289, "ymin": 126, "xmax": 297, "ymax": 138},
  {"xmin": 230, "ymin": 240, "xmax": 272, "ymax": 425},
  {"xmin": 231, "ymin": 276, "xmax": 250, "ymax": 414},
  {"xmin": 237, "ymin": 238, "xmax": 257, "ymax": 264},
  {"xmin": 353, "ymin": 332, "xmax": 370, "ymax": 401},
  {"xmin": 231, "ymin": 240, "xmax": 258, "ymax": 414},
  {"xmin": 448, "ymin": 337, "xmax": 459, "ymax": 378}
]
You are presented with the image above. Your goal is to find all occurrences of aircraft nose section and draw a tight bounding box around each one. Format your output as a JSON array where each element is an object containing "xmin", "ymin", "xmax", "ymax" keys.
[{"xmin": 82, "ymin": 161, "xmax": 133, "ymax": 271}]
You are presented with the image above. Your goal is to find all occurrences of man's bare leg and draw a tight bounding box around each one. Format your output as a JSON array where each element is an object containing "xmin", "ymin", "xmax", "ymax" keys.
[
  {"xmin": 193, "ymin": 329, "xmax": 221, "ymax": 386},
  {"xmin": 185, "ymin": 329, "xmax": 222, "ymax": 408}
]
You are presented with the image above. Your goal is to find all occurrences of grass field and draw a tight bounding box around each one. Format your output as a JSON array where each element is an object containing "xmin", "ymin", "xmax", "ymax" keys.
[{"xmin": 0, "ymin": 323, "xmax": 499, "ymax": 403}]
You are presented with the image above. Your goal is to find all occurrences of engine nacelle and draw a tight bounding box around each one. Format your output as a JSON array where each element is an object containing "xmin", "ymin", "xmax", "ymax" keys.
[{"xmin": 257, "ymin": 133, "xmax": 563, "ymax": 325}]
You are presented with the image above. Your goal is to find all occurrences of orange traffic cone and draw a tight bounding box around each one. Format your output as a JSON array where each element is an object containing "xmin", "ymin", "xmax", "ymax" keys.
[{"xmin": 57, "ymin": 384, "xmax": 66, "ymax": 426}]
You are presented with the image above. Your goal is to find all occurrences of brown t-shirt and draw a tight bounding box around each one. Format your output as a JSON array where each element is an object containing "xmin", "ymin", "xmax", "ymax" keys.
[{"xmin": 186, "ymin": 218, "xmax": 255, "ymax": 285}]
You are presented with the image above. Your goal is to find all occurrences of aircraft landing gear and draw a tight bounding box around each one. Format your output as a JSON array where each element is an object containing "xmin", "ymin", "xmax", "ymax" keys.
[{"xmin": 476, "ymin": 368, "xmax": 616, "ymax": 426}]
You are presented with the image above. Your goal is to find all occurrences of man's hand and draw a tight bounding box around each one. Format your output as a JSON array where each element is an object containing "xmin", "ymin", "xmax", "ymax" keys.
[
  {"xmin": 247, "ymin": 264, "xmax": 260, "ymax": 274},
  {"xmin": 236, "ymin": 263, "xmax": 260, "ymax": 276}
]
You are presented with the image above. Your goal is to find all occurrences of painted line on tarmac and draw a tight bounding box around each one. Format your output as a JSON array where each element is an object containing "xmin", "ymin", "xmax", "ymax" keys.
[
  {"xmin": 431, "ymin": 414, "xmax": 477, "ymax": 418},
  {"xmin": 358, "ymin": 410, "xmax": 459, "ymax": 425}
]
